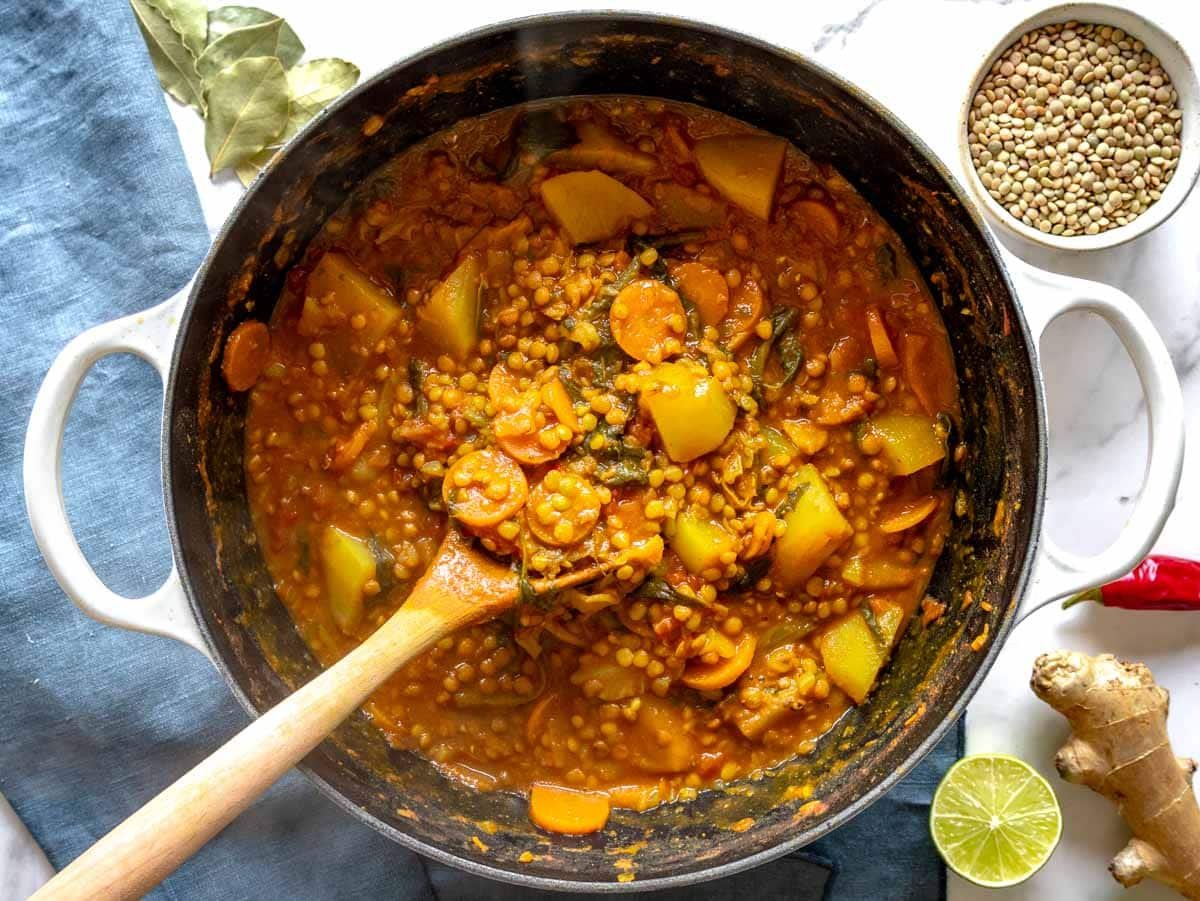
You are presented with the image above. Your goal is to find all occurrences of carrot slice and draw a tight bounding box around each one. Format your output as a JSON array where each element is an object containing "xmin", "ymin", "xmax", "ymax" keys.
[
  {"xmin": 681, "ymin": 633, "xmax": 757, "ymax": 691},
  {"xmin": 670, "ymin": 261, "xmax": 729, "ymax": 325},
  {"xmin": 879, "ymin": 495, "xmax": 939, "ymax": 533},
  {"xmin": 443, "ymin": 448, "xmax": 529, "ymax": 528},
  {"xmin": 529, "ymin": 784, "xmax": 611, "ymax": 835},
  {"xmin": 542, "ymin": 376, "xmax": 580, "ymax": 432},
  {"xmin": 610, "ymin": 279, "xmax": 687, "ymax": 362},
  {"xmin": 222, "ymin": 320, "xmax": 270, "ymax": 392},
  {"xmin": 865, "ymin": 306, "xmax": 899, "ymax": 369},
  {"xmin": 526, "ymin": 470, "xmax": 602, "ymax": 547}
]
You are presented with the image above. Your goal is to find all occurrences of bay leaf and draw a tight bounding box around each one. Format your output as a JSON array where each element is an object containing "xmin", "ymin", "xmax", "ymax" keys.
[
  {"xmin": 204, "ymin": 56, "xmax": 289, "ymax": 176},
  {"xmin": 235, "ymin": 157, "xmax": 266, "ymax": 187},
  {"xmin": 146, "ymin": 0, "xmax": 206, "ymax": 58},
  {"xmin": 206, "ymin": 5, "xmax": 279, "ymax": 43},
  {"xmin": 129, "ymin": 0, "xmax": 205, "ymax": 113},
  {"xmin": 286, "ymin": 58, "xmax": 360, "ymax": 124},
  {"xmin": 234, "ymin": 58, "xmax": 361, "ymax": 188},
  {"xmin": 198, "ymin": 12, "xmax": 303, "ymax": 80}
]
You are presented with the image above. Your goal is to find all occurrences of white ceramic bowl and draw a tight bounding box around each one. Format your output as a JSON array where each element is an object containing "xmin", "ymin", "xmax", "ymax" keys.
[{"xmin": 959, "ymin": 2, "xmax": 1200, "ymax": 251}]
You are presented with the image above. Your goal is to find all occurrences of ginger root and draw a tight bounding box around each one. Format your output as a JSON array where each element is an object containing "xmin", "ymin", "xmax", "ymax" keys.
[{"xmin": 1032, "ymin": 651, "xmax": 1200, "ymax": 898}]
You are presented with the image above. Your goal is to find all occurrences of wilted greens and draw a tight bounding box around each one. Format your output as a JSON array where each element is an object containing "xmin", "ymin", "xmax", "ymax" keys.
[{"xmin": 129, "ymin": 2, "xmax": 360, "ymax": 179}]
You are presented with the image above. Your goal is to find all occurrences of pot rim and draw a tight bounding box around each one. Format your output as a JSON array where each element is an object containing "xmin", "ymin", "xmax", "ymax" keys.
[{"xmin": 163, "ymin": 11, "xmax": 1046, "ymax": 893}]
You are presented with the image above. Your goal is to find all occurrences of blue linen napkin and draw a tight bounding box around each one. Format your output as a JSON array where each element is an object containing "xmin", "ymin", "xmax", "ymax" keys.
[{"xmin": 0, "ymin": 2, "xmax": 962, "ymax": 898}]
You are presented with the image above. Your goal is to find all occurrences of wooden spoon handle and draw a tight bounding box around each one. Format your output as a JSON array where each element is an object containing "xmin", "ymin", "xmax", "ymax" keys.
[
  {"xmin": 32, "ymin": 526, "xmax": 649, "ymax": 899},
  {"xmin": 31, "ymin": 600, "xmax": 458, "ymax": 901}
]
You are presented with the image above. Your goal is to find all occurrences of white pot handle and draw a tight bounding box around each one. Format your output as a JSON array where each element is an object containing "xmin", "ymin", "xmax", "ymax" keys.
[
  {"xmin": 1007, "ymin": 256, "xmax": 1185, "ymax": 621},
  {"xmin": 23, "ymin": 281, "xmax": 212, "ymax": 660}
]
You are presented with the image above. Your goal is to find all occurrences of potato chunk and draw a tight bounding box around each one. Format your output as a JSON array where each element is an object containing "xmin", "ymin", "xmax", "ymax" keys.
[
  {"xmin": 320, "ymin": 525, "xmax": 377, "ymax": 633},
  {"xmin": 540, "ymin": 170, "xmax": 652, "ymax": 244},
  {"xmin": 545, "ymin": 122, "xmax": 657, "ymax": 175},
  {"xmin": 694, "ymin": 135, "xmax": 786, "ymax": 220},
  {"xmin": 860, "ymin": 411, "xmax": 946, "ymax": 476},
  {"xmin": 671, "ymin": 510, "xmax": 736, "ymax": 577},
  {"xmin": 628, "ymin": 698, "xmax": 697, "ymax": 774},
  {"xmin": 771, "ymin": 464, "xmax": 853, "ymax": 589},
  {"xmin": 300, "ymin": 253, "xmax": 401, "ymax": 372},
  {"xmin": 818, "ymin": 611, "xmax": 886, "ymax": 704},
  {"xmin": 417, "ymin": 255, "xmax": 481, "ymax": 361},
  {"xmin": 640, "ymin": 361, "xmax": 736, "ymax": 462}
]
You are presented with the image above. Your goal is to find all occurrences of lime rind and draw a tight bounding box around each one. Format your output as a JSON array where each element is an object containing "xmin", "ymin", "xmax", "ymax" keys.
[{"xmin": 930, "ymin": 753, "xmax": 1063, "ymax": 888}]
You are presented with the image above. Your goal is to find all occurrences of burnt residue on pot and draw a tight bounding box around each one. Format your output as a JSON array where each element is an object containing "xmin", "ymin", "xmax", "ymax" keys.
[{"xmin": 166, "ymin": 16, "xmax": 1042, "ymax": 891}]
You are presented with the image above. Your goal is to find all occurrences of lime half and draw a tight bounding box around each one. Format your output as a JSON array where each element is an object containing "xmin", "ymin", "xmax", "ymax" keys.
[{"xmin": 930, "ymin": 753, "xmax": 1062, "ymax": 888}]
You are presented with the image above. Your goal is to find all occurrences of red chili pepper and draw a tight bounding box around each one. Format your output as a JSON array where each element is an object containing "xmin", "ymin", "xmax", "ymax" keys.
[{"xmin": 1063, "ymin": 555, "xmax": 1200, "ymax": 610}]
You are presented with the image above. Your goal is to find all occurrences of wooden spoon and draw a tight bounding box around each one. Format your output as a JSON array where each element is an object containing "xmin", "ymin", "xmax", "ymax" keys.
[{"xmin": 33, "ymin": 528, "xmax": 661, "ymax": 901}]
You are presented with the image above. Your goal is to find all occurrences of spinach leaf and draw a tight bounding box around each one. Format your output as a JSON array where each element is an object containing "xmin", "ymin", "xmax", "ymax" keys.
[
  {"xmin": 591, "ymin": 347, "xmax": 624, "ymax": 390},
  {"xmin": 408, "ymin": 358, "xmax": 431, "ymax": 416},
  {"xmin": 633, "ymin": 574, "xmax": 698, "ymax": 606},
  {"xmin": 580, "ymin": 399, "xmax": 650, "ymax": 487},
  {"xmin": 517, "ymin": 525, "xmax": 559, "ymax": 610},
  {"xmin": 519, "ymin": 573, "xmax": 559, "ymax": 611},
  {"xmin": 748, "ymin": 306, "xmax": 800, "ymax": 399},
  {"xmin": 420, "ymin": 477, "xmax": 444, "ymax": 513},
  {"xmin": 595, "ymin": 459, "xmax": 650, "ymax": 487},
  {"xmin": 727, "ymin": 555, "xmax": 771, "ymax": 593},
  {"xmin": 876, "ymin": 243, "xmax": 899, "ymax": 281},
  {"xmin": 556, "ymin": 365, "xmax": 587, "ymax": 405},
  {"xmin": 767, "ymin": 326, "xmax": 805, "ymax": 390},
  {"xmin": 775, "ymin": 484, "xmax": 808, "ymax": 519},
  {"xmin": 367, "ymin": 535, "xmax": 398, "ymax": 598}
]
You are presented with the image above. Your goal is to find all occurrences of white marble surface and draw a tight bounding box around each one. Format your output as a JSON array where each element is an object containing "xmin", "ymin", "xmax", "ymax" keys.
[{"xmin": 10, "ymin": 1, "xmax": 1199, "ymax": 898}]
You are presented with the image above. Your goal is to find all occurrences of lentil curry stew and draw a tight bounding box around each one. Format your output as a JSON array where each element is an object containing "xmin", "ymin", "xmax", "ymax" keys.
[{"xmin": 232, "ymin": 98, "xmax": 960, "ymax": 835}]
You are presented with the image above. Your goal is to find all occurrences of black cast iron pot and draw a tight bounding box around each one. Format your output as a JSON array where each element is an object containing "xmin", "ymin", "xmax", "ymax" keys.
[{"xmin": 26, "ymin": 13, "xmax": 1183, "ymax": 893}]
